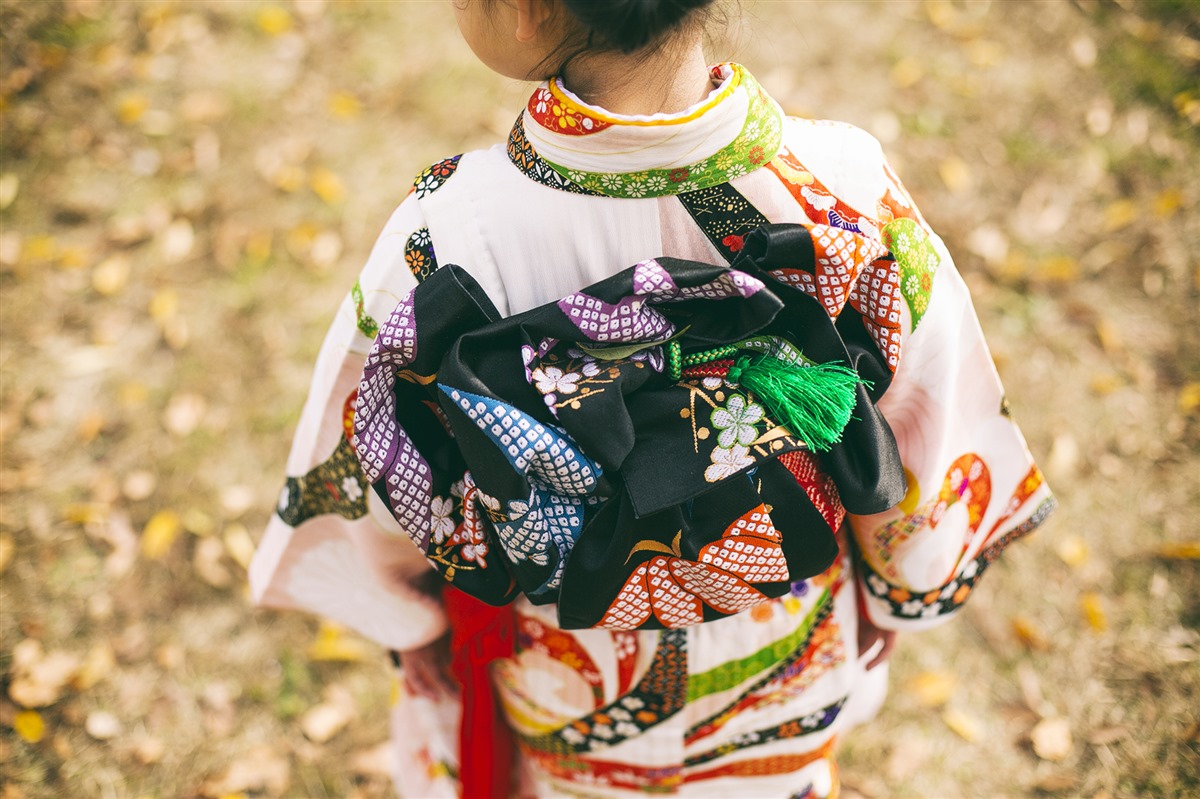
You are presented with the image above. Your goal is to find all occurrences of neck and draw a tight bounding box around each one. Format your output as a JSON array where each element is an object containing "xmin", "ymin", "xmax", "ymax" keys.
[{"xmin": 559, "ymin": 37, "xmax": 712, "ymax": 117}]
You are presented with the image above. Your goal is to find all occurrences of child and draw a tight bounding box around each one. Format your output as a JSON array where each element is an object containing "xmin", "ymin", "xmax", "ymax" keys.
[{"xmin": 250, "ymin": 1, "xmax": 1055, "ymax": 797}]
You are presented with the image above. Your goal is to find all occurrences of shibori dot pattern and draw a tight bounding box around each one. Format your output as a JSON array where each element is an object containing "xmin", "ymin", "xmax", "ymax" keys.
[
  {"xmin": 493, "ymin": 489, "xmax": 587, "ymax": 596},
  {"xmin": 598, "ymin": 505, "xmax": 785, "ymax": 630},
  {"xmin": 557, "ymin": 291, "xmax": 675, "ymax": 344},
  {"xmin": 631, "ymin": 259, "xmax": 766, "ymax": 302},
  {"xmin": 352, "ymin": 289, "xmax": 433, "ymax": 546},
  {"xmin": 767, "ymin": 225, "xmax": 888, "ymax": 321},
  {"xmin": 441, "ymin": 387, "xmax": 601, "ymax": 497},
  {"xmin": 698, "ymin": 509, "xmax": 788, "ymax": 583}
]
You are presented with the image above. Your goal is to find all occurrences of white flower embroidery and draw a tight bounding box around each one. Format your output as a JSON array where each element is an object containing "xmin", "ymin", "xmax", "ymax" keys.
[
  {"xmin": 867, "ymin": 574, "xmax": 888, "ymax": 595},
  {"xmin": 705, "ymin": 444, "xmax": 755, "ymax": 482},
  {"xmin": 341, "ymin": 476, "xmax": 363, "ymax": 502},
  {"xmin": 430, "ymin": 496, "xmax": 455, "ymax": 544},
  {"xmin": 620, "ymin": 696, "xmax": 645, "ymax": 710},
  {"xmin": 725, "ymin": 163, "xmax": 748, "ymax": 180},
  {"xmin": 532, "ymin": 366, "xmax": 581, "ymax": 395},
  {"xmin": 614, "ymin": 721, "xmax": 640, "ymax": 737},
  {"xmin": 581, "ymin": 359, "xmax": 601, "ymax": 378},
  {"xmin": 560, "ymin": 726, "xmax": 585, "ymax": 745},
  {"xmin": 646, "ymin": 176, "xmax": 668, "ymax": 192},
  {"xmin": 461, "ymin": 540, "xmax": 488, "ymax": 567},
  {"xmin": 591, "ymin": 724, "xmax": 615, "ymax": 740},
  {"xmin": 711, "ymin": 394, "xmax": 765, "ymax": 448}
]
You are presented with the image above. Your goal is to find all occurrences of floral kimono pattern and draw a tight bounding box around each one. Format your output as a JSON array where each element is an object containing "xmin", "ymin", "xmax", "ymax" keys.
[{"xmin": 250, "ymin": 62, "xmax": 1053, "ymax": 798}]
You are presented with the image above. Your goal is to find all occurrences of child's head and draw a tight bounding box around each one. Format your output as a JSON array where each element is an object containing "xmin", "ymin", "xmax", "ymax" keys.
[{"xmin": 453, "ymin": 0, "xmax": 718, "ymax": 81}]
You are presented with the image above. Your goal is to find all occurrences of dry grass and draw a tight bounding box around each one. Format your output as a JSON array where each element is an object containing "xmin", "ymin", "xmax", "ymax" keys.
[{"xmin": 1, "ymin": 1, "xmax": 1197, "ymax": 797}]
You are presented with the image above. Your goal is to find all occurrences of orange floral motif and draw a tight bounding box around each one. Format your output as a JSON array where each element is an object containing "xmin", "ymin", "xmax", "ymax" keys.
[
  {"xmin": 598, "ymin": 505, "xmax": 788, "ymax": 629},
  {"xmin": 527, "ymin": 85, "xmax": 613, "ymax": 137}
]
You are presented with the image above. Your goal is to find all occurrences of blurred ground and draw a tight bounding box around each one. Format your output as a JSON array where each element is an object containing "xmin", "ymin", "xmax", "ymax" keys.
[{"xmin": 1, "ymin": 1, "xmax": 1198, "ymax": 797}]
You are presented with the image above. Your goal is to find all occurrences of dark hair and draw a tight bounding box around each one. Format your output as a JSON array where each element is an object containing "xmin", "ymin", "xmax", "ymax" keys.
[{"xmin": 561, "ymin": 0, "xmax": 718, "ymax": 54}]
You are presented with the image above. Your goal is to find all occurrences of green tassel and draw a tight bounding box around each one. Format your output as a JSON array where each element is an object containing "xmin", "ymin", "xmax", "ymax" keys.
[{"xmin": 727, "ymin": 355, "xmax": 867, "ymax": 452}]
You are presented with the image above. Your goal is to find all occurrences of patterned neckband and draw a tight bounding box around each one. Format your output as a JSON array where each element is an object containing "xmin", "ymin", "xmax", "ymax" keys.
[{"xmin": 508, "ymin": 64, "xmax": 785, "ymax": 199}]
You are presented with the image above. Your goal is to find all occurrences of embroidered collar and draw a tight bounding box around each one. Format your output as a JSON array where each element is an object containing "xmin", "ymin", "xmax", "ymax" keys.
[{"xmin": 508, "ymin": 64, "xmax": 784, "ymax": 199}]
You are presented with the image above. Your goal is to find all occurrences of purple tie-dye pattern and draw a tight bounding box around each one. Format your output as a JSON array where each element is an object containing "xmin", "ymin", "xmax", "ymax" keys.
[
  {"xmin": 352, "ymin": 290, "xmax": 434, "ymax": 549},
  {"xmin": 631, "ymin": 259, "xmax": 677, "ymax": 298},
  {"xmin": 556, "ymin": 292, "xmax": 676, "ymax": 344}
]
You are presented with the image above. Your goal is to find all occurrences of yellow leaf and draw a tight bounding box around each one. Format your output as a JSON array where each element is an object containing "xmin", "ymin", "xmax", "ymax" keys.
[
  {"xmin": 14, "ymin": 710, "xmax": 46, "ymax": 743},
  {"xmin": 924, "ymin": 0, "xmax": 958, "ymax": 31},
  {"xmin": 256, "ymin": 5, "xmax": 293, "ymax": 36},
  {"xmin": 328, "ymin": 91, "xmax": 361, "ymax": 119},
  {"xmin": 92, "ymin": 255, "xmax": 131, "ymax": 296},
  {"xmin": 63, "ymin": 503, "xmax": 108, "ymax": 525},
  {"xmin": 1154, "ymin": 188, "xmax": 1182, "ymax": 218},
  {"xmin": 308, "ymin": 621, "xmax": 373, "ymax": 662},
  {"xmin": 58, "ymin": 246, "xmax": 87, "ymax": 270},
  {"xmin": 223, "ymin": 523, "xmax": 256, "ymax": 569},
  {"xmin": 938, "ymin": 157, "xmax": 971, "ymax": 194},
  {"xmin": 309, "ymin": 167, "xmax": 345, "ymax": 205},
  {"xmin": 1012, "ymin": 616, "xmax": 1051, "ymax": 651},
  {"xmin": 117, "ymin": 93, "xmax": 149, "ymax": 125},
  {"xmin": 149, "ymin": 288, "xmax": 179, "ymax": 324},
  {"xmin": 1088, "ymin": 373, "xmax": 1121, "ymax": 396},
  {"xmin": 0, "ymin": 172, "xmax": 18, "ymax": 210},
  {"xmin": 889, "ymin": 57, "xmax": 924, "ymax": 89},
  {"xmin": 1104, "ymin": 200, "xmax": 1136, "ymax": 231},
  {"xmin": 1095, "ymin": 318, "xmax": 1121, "ymax": 355},
  {"xmin": 1179, "ymin": 383, "xmax": 1200, "ymax": 415},
  {"xmin": 141, "ymin": 510, "xmax": 182, "ymax": 559},
  {"xmin": 24, "ymin": 234, "xmax": 56, "ymax": 262},
  {"xmin": 119, "ymin": 381, "xmax": 149, "ymax": 408},
  {"xmin": 1054, "ymin": 535, "xmax": 1088, "ymax": 568},
  {"xmin": 77, "ymin": 408, "xmax": 106, "ymax": 443},
  {"xmin": 941, "ymin": 707, "xmax": 982, "ymax": 742},
  {"xmin": 1158, "ymin": 542, "xmax": 1200, "ymax": 560},
  {"xmin": 906, "ymin": 670, "xmax": 957, "ymax": 707},
  {"xmin": 1080, "ymin": 593, "xmax": 1107, "ymax": 632},
  {"xmin": 1039, "ymin": 255, "xmax": 1079, "ymax": 283},
  {"xmin": 244, "ymin": 231, "xmax": 273, "ymax": 265},
  {"xmin": 271, "ymin": 164, "xmax": 305, "ymax": 193}
]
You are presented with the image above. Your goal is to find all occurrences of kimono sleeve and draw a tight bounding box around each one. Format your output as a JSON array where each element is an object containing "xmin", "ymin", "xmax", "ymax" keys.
[
  {"xmin": 847, "ymin": 167, "xmax": 1056, "ymax": 633},
  {"xmin": 249, "ymin": 193, "xmax": 450, "ymax": 652}
]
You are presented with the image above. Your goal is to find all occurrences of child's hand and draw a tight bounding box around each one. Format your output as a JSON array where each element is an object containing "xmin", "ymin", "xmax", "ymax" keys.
[
  {"xmin": 857, "ymin": 612, "xmax": 898, "ymax": 671},
  {"xmin": 398, "ymin": 634, "xmax": 456, "ymax": 699}
]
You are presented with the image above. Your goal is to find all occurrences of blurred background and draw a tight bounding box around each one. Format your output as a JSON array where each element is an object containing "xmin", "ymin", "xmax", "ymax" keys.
[{"xmin": 1, "ymin": 1, "xmax": 1197, "ymax": 797}]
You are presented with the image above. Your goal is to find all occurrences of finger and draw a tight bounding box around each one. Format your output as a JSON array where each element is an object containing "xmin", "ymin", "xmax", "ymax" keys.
[{"xmin": 865, "ymin": 630, "xmax": 897, "ymax": 671}]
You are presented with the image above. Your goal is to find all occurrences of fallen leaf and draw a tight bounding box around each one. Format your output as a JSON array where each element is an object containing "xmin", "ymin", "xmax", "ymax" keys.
[
  {"xmin": 91, "ymin": 255, "xmax": 131, "ymax": 295},
  {"xmin": 328, "ymin": 91, "xmax": 361, "ymax": 119},
  {"xmin": 1178, "ymin": 382, "xmax": 1200, "ymax": 414},
  {"xmin": 85, "ymin": 710, "xmax": 122, "ymax": 740},
  {"xmin": 1011, "ymin": 616, "xmax": 1051, "ymax": 651},
  {"xmin": 163, "ymin": 392, "xmax": 206, "ymax": 437},
  {"xmin": 122, "ymin": 470, "xmax": 157, "ymax": 501},
  {"xmin": 223, "ymin": 524, "xmax": 256, "ymax": 570},
  {"xmin": 1158, "ymin": 542, "xmax": 1200, "ymax": 560},
  {"xmin": 0, "ymin": 533, "xmax": 13, "ymax": 575},
  {"xmin": 889, "ymin": 57, "xmax": 923, "ymax": 89},
  {"xmin": 13, "ymin": 710, "xmax": 46, "ymax": 743},
  {"xmin": 1033, "ymin": 772, "xmax": 1078, "ymax": 793},
  {"xmin": 23, "ymin": 234, "xmax": 55, "ymax": 262},
  {"xmin": 199, "ymin": 745, "xmax": 290, "ymax": 797},
  {"xmin": 149, "ymin": 287, "xmax": 179, "ymax": 324},
  {"xmin": 300, "ymin": 685, "xmax": 356, "ymax": 743},
  {"xmin": 350, "ymin": 741, "xmax": 392, "ymax": 779},
  {"xmin": 1038, "ymin": 255, "xmax": 1079, "ymax": 283},
  {"xmin": 117, "ymin": 93, "xmax": 149, "ymax": 125},
  {"xmin": 8, "ymin": 641, "xmax": 80, "ymax": 708},
  {"xmin": 0, "ymin": 173, "xmax": 18, "ymax": 210},
  {"xmin": 905, "ymin": 670, "xmax": 957, "ymax": 707},
  {"xmin": 1104, "ymin": 199, "xmax": 1136, "ymax": 231},
  {"xmin": 1054, "ymin": 535, "xmax": 1088, "ymax": 568},
  {"xmin": 941, "ymin": 707, "xmax": 982, "ymax": 742},
  {"xmin": 309, "ymin": 167, "xmax": 345, "ymax": 205},
  {"xmin": 1031, "ymin": 716, "xmax": 1072, "ymax": 761},
  {"xmin": 77, "ymin": 408, "xmax": 106, "ymax": 442},
  {"xmin": 133, "ymin": 736, "xmax": 165, "ymax": 765},
  {"xmin": 307, "ymin": 622, "xmax": 373, "ymax": 663},
  {"xmin": 71, "ymin": 643, "xmax": 116, "ymax": 691},
  {"xmin": 256, "ymin": 5, "xmax": 294, "ymax": 36},
  {"xmin": 1080, "ymin": 592, "xmax": 1108, "ymax": 632},
  {"xmin": 182, "ymin": 507, "xmax": 216, "ymax": 536},
  {"xmin": 938, "ymin": 156, "xmax": 971, "ymax": 193},
  {"xmin": 194, "ymin": 536, "xmax": 232, "ymax": 588},
  {"xmin": 1087, "ymin": 725, "xmax": 1130, "ymax": 745},
  {"xmin": 141, "ymin": 509, "xmax": 182, "ymax": 560},
  {"xmin": 1154, "ymin": 188, "xmax": 1182, "ymax": 218}
]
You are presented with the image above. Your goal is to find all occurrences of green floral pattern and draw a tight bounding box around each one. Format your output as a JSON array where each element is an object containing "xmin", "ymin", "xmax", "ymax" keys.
[
  {"xmin": 539, "ymin": 74, "xmax": 783, "ymax": 199},
  {"xmin": 883, "ymin": 218, "xmax": 940, "ymax": 328}
]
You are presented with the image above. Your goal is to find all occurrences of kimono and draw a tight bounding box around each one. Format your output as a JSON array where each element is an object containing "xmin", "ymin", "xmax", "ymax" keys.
[{"xmin": 250, "ymin": 64, "xmax": 1054, "ymax": 798}]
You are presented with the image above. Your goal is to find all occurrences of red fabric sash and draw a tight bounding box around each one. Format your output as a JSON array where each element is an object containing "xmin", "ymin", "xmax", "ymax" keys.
[{"xmin": 443, "ymin": 584, "xmax": 517, "ymax": 799}]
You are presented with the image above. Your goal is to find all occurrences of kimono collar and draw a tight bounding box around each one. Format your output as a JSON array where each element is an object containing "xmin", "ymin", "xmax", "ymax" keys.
[{"xmin": 508, "ymin": 63, "xmax": 785, "ymax": 198}]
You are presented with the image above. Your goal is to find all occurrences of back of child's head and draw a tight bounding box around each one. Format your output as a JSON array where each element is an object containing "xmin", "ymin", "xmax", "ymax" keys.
[{"xmin": 559, "ymin": 0, "xmax": 718, "ymax": 53}]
